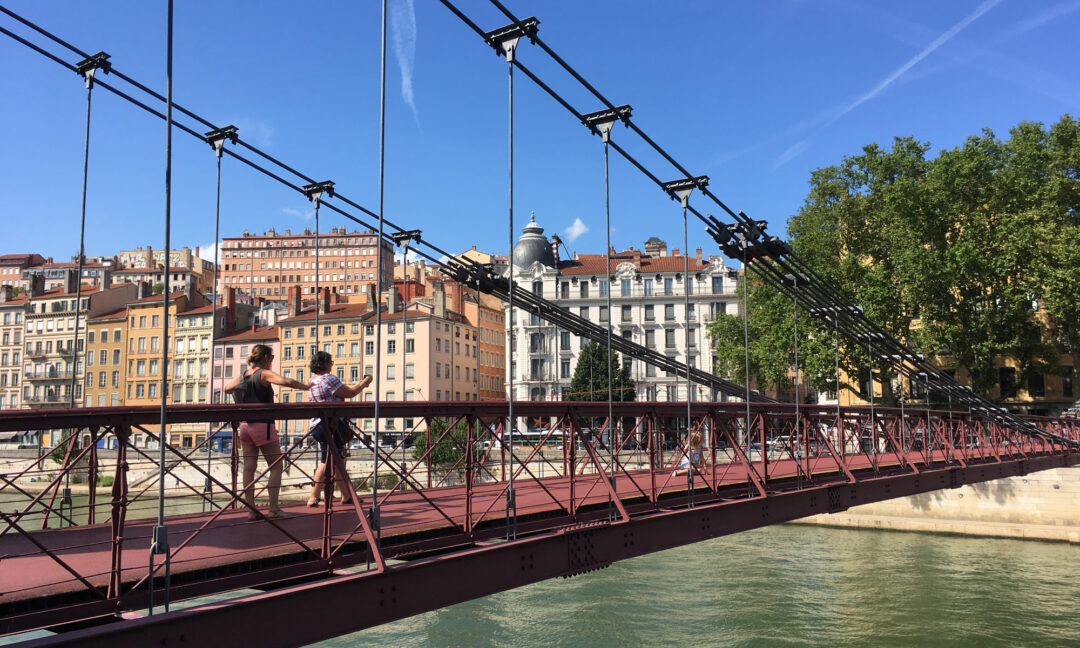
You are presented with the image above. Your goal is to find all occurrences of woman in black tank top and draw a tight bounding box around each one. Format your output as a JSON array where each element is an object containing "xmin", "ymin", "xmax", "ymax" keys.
[{"xmin": 225, "ymin": 344, "xmax": 309, "ymax": 520}]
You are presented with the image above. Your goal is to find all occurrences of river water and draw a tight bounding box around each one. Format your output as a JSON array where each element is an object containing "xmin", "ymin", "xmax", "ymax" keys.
[{"xmin": 315, "ymin": 524, "xmax": 1079, "ymax": 648}]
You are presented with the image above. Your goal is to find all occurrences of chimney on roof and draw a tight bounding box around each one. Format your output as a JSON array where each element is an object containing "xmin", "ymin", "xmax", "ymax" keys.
[
  {"xmin": 226, "ymin": 285, "xmax": 236, "ymax": 309},
  {"xmin": 29, "ymin": 274, "xmax": 44, "ymax": 298},
  {"xmin": 319, "ymin": 287, "xmax": 331, "ymax": 315},
  {"xmin": 388, "ymin": 285, "xmax": 400, "ymax": 314},
  {"xmin": 99, "ymin": 268, "xmax": 111, "ymax": 292},
  {"xmin": 64, "ymin": 269, "xmax": 79, "ymax": 295},
  {"xmin": 366, "ymin": 283, "xmax": 377, "ymax": 312},
  {"xmin": 672, "ymin": 248, "xmax": 680, "ymax": 257},
  {"xmin": 287, "ymin": 285, "xmax": 301, "ymax": 317},
  {"xmin": 285, "ymin": 229, "xmax": 291, "ymax": 235},
  {"xmin": 696, "ymin": 247, "xmax": 702, "ymax": 260},
  {"xmin": 136, "ymin": 280, "xmax": 151, "ymax": 300},
  {"xmin": 0, "ymin": 286, "xmax": 11, "ymax": 303},
  {"xmin": 434, "ymin": 280, "xmax": 446, "ymax": 319}
]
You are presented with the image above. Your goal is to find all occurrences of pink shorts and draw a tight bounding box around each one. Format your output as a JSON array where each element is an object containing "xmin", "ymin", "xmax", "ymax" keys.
[{"xmin": 238, "ymin": 421, "xmax": 279, "ymax": 447}]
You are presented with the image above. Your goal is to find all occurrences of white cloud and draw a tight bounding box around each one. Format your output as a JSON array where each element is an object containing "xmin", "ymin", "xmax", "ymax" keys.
[
  {"xmin": 230, "ymin": 118, "xmax": 275, "ymax": 149},
  {"xmin": 764, "ymin": 0, "xmax": 1003, "ymax": 170},
  {"xmin": 831, "ymin": 0, "xmax": 1003, "ymax": 122},
  {"xmin": 390, "ymin": 0, "xmax": 419, "ymax": 124},
  {"xmin": 564, "ymin": 217, "xmax": 589, "ymax": 243},
  {"xmin": 772, "ymin": 139, "xmax": 809, "ymax": 169},
  {"xmin": 282, "ymin": 207, "xmax": 315, "ymax": 221},
  {"xmin": 197, "ymin": 242, "xmax": 219, "ymax": 263}
]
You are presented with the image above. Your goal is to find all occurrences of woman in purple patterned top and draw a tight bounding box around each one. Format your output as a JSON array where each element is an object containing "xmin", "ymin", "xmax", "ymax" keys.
[{"xmin": 306, "ymin": 351, "xmax": 372, "ymax": 507}]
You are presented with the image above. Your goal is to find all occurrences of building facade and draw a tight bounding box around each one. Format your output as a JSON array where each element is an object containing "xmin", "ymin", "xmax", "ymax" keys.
[
  {"xmin": 218, "ymin": 226, "xmax": 394, "ymax": 301},
  {"xmin": 505, "ymin": 217, "xmax": 740, "ymax": 405},
  {"xmin": 0, "ymin": 287, "xmax": 27, "ymax": 410}
]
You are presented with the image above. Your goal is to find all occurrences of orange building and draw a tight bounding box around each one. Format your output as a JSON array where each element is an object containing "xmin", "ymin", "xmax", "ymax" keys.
[{"xmin": 218, "ymin": 226, "xmax": 393, "ymax": 302}]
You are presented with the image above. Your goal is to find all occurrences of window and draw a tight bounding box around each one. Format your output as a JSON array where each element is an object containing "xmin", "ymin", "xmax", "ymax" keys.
[
  {"xmin": 387, "ymin": 339, "xmax": 396, "ymax": 354},
  {"xmin": 665, "ymin": 329, "xmax": 676, "ymax": 348},
  {"xmin": 405, "ymin": 363, "xmax": 414, "ymax": 379},
  {"xmin": 386, "ymin": 364, "xmax": 395, "ymax": 379},
  {"xmin": 645, "ymin": 329, "xmax": 655, "ymax": 348},
  {"xmin": 560, "ymin": 282, "xmax": 570, "ymax": 299},
  {"xmin": 561, "ymin": 360, "xmax": 570, "ymax": 378},
  {"xmin": 579, "ymin": 307, "xmax": 589, "ymax": 320},
  {"xmin": 599, "ymin": 280, "xmax": 609, "ymax": 297},
  {"xmin": 405, "ymin": 338, "xmax": 414, "ymax": 353},
  {"xmin": 1027, "ymin": 373, "xmax": 1045, "ymax": 398},
  {"xmin": 99, "ymin": 349, "xmax": 107, "ymax": 365},
  {"xmin": 664, "ymin": 278, "xmax": 673, "ymax": 295},
  {"xmin": 387, "ymin": 323, "xmax": 396, "ymax": 334},
  {"xmin": 560, "ymin": 331, "xmax": 570, "ymax": 350},
  {"xmin": 622, "ymin": 305, "xmax": 632, "ymax": 322},
  {"xmin": 643, "ymin": 279, "xmax": 653, "ymax": 296},
  {"xmin": 621, "ymin": 279, "xmax": 631, "ymax": 296},
  {"xmin": 998, "ymin": 367, "xmax": 1017, "ymax": 398},
  {"xmin": 664, "ymin": 304, "xmax": 675, "ymax": 321},
  {"xmin": 712, "ymin": 276, "xmax": 723, "ymax": 294},
  {"xmin": 365, "ymin": 341, "xmax": 374, "ymax": 354},
  {"xmin": 579, "ymin": 283, "xmax": 589, "ymax": 298},
  {"xmin": 644, "ymin": 305, "xmax": 654, "ymax": 321}
]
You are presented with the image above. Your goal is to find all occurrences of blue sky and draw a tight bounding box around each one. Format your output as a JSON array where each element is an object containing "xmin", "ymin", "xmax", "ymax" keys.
[{"xmin": 1, "ymin": 1, "xmax": 1077, "ymax": 268}]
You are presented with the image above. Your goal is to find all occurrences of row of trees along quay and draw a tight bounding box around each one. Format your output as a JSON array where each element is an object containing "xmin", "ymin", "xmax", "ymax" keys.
[
  {"xmin": 709, "ymin": 115, "xmax": 1080, "ymax": 408},
  {"xmin": 414, "ymin": 341, "xmax": 636, "ymax": 472}
]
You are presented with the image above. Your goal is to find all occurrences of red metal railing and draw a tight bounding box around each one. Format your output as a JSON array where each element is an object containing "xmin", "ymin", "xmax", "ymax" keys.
[{"xmin": 0, "ymin": 400, "xmax": 1076, "ymax": 639}]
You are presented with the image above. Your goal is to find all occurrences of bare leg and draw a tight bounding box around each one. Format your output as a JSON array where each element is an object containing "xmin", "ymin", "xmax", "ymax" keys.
[
  {"xmin": 259, "ymin": 443, "xmax": 284, "ymax": 516},
  {"xmin": 241, "ymin": 442, "xmax": 259, "ymax": 520},
  {"xmin": 308, "ymin": 463, "xmax": 326, "ymax": 506}
]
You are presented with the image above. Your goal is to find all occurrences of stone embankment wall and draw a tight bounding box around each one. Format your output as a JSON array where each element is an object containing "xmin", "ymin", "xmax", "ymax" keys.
[{"xmin": 793, "ymin": 466, "xmax": 1080, "ymax": 543}]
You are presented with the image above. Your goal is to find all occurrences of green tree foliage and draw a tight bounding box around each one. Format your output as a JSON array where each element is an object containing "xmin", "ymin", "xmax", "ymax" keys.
[
  {"xmin": 152, "ymin": 282, "xmax": 165, "ymax": 295},
  {"xmin": 709, "ymin": 115, "xmax": 1080, "ymax": 403},
  {"xmin": 566, "ymin": 341, "xmax": 636, "ymax": 402},
  {"xmin": 412, "ymin": 418, "xmax": 470, "ymax": 467}
]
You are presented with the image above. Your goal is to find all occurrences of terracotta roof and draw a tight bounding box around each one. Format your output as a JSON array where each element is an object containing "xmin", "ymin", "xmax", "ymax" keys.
[
  {"xmin": 217, "ymin": 325, "xmax": 279, "ymax": 343},
  {"xmin": 89, "ymin": 308, "xmax": 127, "ymax": 321},
  {"xmin": 30, "ymin": 285, "xmax": 99, "ymax": 300},
  {"xmin": 278, "ymin": 303, "xmax": 373, "ymax": 323},
  {"xmin": 112, "ymin": 267, "xmax": 191, "ymax": 274},
  {"xmin": 37, "ymin": 262, "xmax": 105, "ymax": 269},
  {"xmin": 180, "ymin": 305, "xmax": 222, "ymax": 316},
  {"xmin": 0, "ymin": 295, "xmax": 28, "ymax": 305},
  {"xmin": 128, "ymin": 291, "xmax": 187, "ymax": 305},
  {"xmin": 0, "ymin": 254, "xmax": 41, "ymax": 261}
]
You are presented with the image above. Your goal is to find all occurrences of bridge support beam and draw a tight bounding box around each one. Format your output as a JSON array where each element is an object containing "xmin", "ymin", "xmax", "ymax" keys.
[{"xmin": 23, "ymin": 451, "xmax": 1077, "ymax": 648}]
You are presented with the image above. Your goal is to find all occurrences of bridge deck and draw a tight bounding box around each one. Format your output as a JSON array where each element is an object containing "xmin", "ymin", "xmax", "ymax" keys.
[{"xmin": 0, "ymin": 452, "xmax": 901, "ymax": 607}]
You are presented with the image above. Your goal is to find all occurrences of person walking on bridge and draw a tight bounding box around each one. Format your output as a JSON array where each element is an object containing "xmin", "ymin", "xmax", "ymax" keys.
[
  {"xmin": 225, "ymin": 344, "xmax": 309, "ymax": 520},
  {"xmin": 306, "ymin": 351, "xmax": 373, "ymax": 507}
]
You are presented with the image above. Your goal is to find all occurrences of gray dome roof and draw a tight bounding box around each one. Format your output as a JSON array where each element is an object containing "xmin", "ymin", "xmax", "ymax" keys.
[{"xmin": 512, "ymin": 214, "xmax": 556, "ymax": 268}]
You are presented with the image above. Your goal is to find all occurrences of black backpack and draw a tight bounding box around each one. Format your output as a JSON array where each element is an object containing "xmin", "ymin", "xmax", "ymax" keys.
[{"xmin": 232, "ymin": 370, "xmax": 262, "ymax": 404}]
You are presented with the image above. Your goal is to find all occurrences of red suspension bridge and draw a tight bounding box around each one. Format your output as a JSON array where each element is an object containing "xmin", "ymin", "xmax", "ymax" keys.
[
  {"xmin": 1, "ymin": 1, "xmax": 1078, "ymax": 646},
  {"xmin": 0, "ymin": 402, "xmax": 1077, "ymax": 646}
]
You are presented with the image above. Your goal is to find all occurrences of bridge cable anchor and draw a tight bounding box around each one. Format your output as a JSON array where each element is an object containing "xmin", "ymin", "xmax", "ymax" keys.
[
  {"xmin": 205, "ymin": 125, "xmax": 239, "ymax": 159},
  {"xmin": 484, "ymin": 17, "xmax": 539, "ymax": 62},
  {"xmin": 74, "ymin": 51, "xmax": 110, "ymax": 89},
  {"xmin": 302, "ymin": 180, "xmax": 335, "ymax": 209}
]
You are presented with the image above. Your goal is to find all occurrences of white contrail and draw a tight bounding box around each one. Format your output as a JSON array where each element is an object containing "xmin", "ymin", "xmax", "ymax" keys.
[{"xmin": 390, "ymin": 0, "xmax": 419, "ymax": 123}]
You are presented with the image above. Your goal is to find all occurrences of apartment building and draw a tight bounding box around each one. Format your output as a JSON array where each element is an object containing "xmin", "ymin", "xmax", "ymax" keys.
[
  {"xmin": 506, "ymin": 217, "xmax": 740, "ymax": 404},
  {"xmin": 110, "ymin": 267, "xmax": 200, "ymax": 296},
  {"xmin": 23, "ymin": 262, "xmax": 111, "ymax": 291},
  {"xmin": 0, "ymin": 253, "xmax": 45, "ymax": 290},
  {"xmin": 0, "ymin": 287, "xmax": 27, "ymax": 410},
  {"xmin": 218, "ymin": 226, "xmax": 393, "ymax": 301},
  {"xmin": 123, "ymin": 291, "xmax": 208, "ymax": 409},
  {"xmin": 116, "ymin": 246, "xmax": 216, "ymax": 295},
  {"xmin": 84, "ymin": 307, "xmax": 127, "ymax": 409}
]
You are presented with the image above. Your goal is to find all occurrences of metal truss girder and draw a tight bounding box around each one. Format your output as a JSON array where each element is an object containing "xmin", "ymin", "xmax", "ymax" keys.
[{"xmin": 23, "ymin": 452, "xmax": 1078, "ymax": 648}]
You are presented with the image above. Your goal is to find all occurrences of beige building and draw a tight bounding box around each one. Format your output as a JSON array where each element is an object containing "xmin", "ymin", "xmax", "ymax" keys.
[
  {"xmin": 0, "ymin": 287, "xmax": 27, "ymax": 410},
  {"xmin": 211, "ymin": 325, "xmax": 281, "ymax": 450},
  {"xmin": 84, "ymin": 307, "xmax": 127, "ymax": 410}
]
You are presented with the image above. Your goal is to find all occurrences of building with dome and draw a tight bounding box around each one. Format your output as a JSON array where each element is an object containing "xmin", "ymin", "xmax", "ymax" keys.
[{"xmin": 504, "ymin": 215, "xmax": 740, "ymax": 415}]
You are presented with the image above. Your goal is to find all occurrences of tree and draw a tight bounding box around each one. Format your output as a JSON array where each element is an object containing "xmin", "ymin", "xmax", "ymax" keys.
[
  {"xmin": 708, "ymin": 115, "xmax": 1080, "ymax": 406},
  {"xmin": 152, "ymin": 282, "xmax": 165, "ymax": 295},
  {"xmin": 566, "ymin": 341, "xmax": 635, "ymax": 402},
  {"xmin": 412, "ymin": 418, "xmax": 470, "ymax": 467}
]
